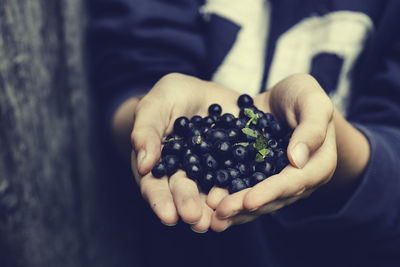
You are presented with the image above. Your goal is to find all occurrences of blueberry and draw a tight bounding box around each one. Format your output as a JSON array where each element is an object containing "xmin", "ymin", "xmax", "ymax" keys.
[
  {"xmin": 208, "ymin": 103, "xmax": 222, "ymax": 116},
  {"xmin": 162, "ymin": 140, "xmax": 185, "ymax": 157},
  {"xmin": 256, "ymin": 117, "xmax": 269, "ymax": 130},
  {"xmin": 229, "ymin": 178, "xmax": 248, "ymax": 194},
  {"xmin": 237, "ymin": 94, "xmax": 254, "ymax": 108},
  {"xmin": 202, "ymin": 116, "xmax": 216, "ymax": 127},
  {"xmin": 227, "ymin": 168, "xmax": 241, "ymax": 180},
  {"xmin": 183, "ymin": 153, "xmax": 200, "ymax": 167},
  {"xmin": 200, "ymin": 171, "xmax": 215, "ymax": 193},
  {"xmin": 270, "ymin": 121, "xmax": 283, "ymax": 137},
  {"xmin": 232, "ymin": 145, "xmax": 249, "ymax": 162},
  {"xmin": 206, "ymin": 128, "xmax": 227, "ymax": 143},
  {"xmin": 152, "ymin": 162, "xmax": 167, "ymax": 178},
  {"xmin": 274, "ymin": 148, "xmax": 286, "ymax": 159},
  {"xmin": 227, "ymin": 128, "xmax": 240, "ymax": 143},
  {"xmin": 217, "ymin": 113, "xmax": 235, "ymax": 128},
  {"xmin": 234, "ymin": 118, "xmax": 247, "ymax": 130},
  {"xmin": 202, "ymin": 153, "xmax": 218, "ymax": 171},
  {"xmin": 242, "ymin": 177, "xmax": 251, "ymax": 188},
  {"xmin": 173, "ymin": 117, "xmax": 190, "ymax": 136},
  {"xmin": 267, "ymin": 139, "xmax": 278, "ymax": 149},
  {"xmin": 236, "ymin": 162, "xmax": 250, "ymax": 176},
  {"xmin": 190, "ymin": 115, "xmax": 203, "ymax": 125},
  {"xmin": 164, "ymin": 155, "xmax": 180, "ymax": 176},
  {"xmin": 215, "ymin": 169, "xmax": 230, "ymax": 187},
  {"xmin": 189, "ymin": 135, "xmax": 211, "ymax": 154},
  {"xmin": 264, "ymin": 149, "xmax": 276, "ymax": 163},
  {"xmin": 264, "ymin": 113, "xmax": 274, "ymax": 121},
  {"xmin": 185, "ymin": 164, "xmax": 202, "ymax": 181},
  {"xmin": 250, "ymin": 172, "xmax": 267, "ymax": 186},
  {"xmin": 215, "ymin": 140, "xmax": 232, "ymax": 158},
  {"xmin": 222, "ymin": 158, "xmax": 236, "ymax": 169},
  {"xmin": 255, "ymin": 161, "xmax": 275, "ymax": 177}
]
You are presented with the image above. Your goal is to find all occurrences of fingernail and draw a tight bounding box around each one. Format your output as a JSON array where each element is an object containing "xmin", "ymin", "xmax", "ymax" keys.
[
  {"xmin": 191, "ymin": 227, "xmax": 208, "ymax": 234},
  {"xmin": 291, "ymin": 143, "xmax": 309, "ymax": 168},
  {"xmin": 161, "ymin": 220, "xmax": 177, "ymax": 227},
  {"xmin": 218, "ymin": 221, "xmax": 232, "ymax": 232},
  {"xmin": 137, "ymin": 149, "xmax": 146, "ymax": 169}
]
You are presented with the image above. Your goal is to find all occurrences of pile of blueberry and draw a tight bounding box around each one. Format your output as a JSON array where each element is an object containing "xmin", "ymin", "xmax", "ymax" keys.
[{"xmin": 151, "ymin": 94, "xmax": 292, "ymax": 194}]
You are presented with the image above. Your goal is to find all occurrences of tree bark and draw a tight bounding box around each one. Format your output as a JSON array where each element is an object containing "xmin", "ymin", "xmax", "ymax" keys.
[{"xmin": 0, "ymin": 1, "xmax": 92, "ymax": 266}]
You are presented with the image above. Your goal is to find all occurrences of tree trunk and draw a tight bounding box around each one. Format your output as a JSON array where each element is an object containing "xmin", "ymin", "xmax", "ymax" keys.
[{"xmin": 0, "ymin": 1, "xmax": 92, "ymax": 266}]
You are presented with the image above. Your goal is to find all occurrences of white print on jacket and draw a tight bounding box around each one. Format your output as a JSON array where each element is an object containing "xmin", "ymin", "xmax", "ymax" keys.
[
  {"xmin": 201, "ymin": 0, "xmax": 271, "ymax": 97},
  {"xmin": 267, "ymin": 11, "xmax": 373, "ymax": 115}
]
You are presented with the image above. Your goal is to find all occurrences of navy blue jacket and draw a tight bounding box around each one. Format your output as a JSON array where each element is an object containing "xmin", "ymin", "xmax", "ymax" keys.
[{"xmin": 88, "ymin": 0, "xmax": 400, "ymax": 266}]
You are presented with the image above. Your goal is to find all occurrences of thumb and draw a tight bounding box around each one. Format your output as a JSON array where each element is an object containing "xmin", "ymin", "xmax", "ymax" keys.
[
  {"xmin": 287, "ymin": 90, "xmax": 334, "ymax": 169},
  {"xmin": 131, "ymin": 98, "xmax": 168, "ymax": 175}
]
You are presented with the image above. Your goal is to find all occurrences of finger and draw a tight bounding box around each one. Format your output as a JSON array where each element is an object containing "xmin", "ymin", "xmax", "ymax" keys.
[
  {"xmin": 212, "ymin": 193, "xmax": 311, "ymax": 231},
  {"xmin": 140, "ymin": 173, "xmax": 179, "ymax": 225},
  {"xmin": 214, "ymin": 188, "xmax": 251, "ymax": 219},
  {"xmin": 288, "ymin": 83, "xmax": 334, "ymax": 169},
  {"xmin": 206, "ymin": 186, "xmax": 229, "ymax": 210},
  {"xmin": 191, "ymin": 194, "xmax": 213, "ymax": 233},
  {"xmin": 244, "ymin": 123, "xmax": 336, "ymax": 210},
  {"xmin": 131, "ymin": 96, "xmax": 170, "ymax": 175},
  {"xmin": 169, "ymin": 170, "xmax": 202, "ymax": 224}
]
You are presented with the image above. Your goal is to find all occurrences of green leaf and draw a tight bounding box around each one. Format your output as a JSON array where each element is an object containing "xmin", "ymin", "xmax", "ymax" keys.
[
  {"xmin": 255, "ymin": 154, "xmax": 264, "ymax": 162},
  {"xmin": 254, "ymin": 135, "xmax": 267, "ymax": 151},
  {"xmin": 234, "ymin": 142, "xmax": 250, "ymax": 147},
  {"xmin": 241, "ymin": 127, "xmax": 258, "ymax": 138},
  {"xmin": 244, "ymin": 108, "xmax": 255, "ymax": 118},
  {"xmin": 259, "ymin": 148, "xmax": 271, "ymax": 156}
]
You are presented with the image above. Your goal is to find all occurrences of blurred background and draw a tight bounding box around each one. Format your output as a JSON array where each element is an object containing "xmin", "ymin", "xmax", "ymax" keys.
[{"xmin": 0, "ymin": 1, "xmax": 146, "ymax": 266}]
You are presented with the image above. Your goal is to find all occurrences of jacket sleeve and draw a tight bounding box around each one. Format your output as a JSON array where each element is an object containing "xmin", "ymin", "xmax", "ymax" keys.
[
  {"xmin": 273, "ymin": 1, "xmax": 400, "ymax": 247},
  {"xmin": 87, "ymin": 0, "xmax": 206, "ymax": 124}
]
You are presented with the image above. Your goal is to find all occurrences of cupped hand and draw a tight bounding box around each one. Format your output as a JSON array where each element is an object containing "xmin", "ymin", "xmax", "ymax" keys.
[
  {"xmin": 131, "ymin": 73, "xmax": 241, "ymax": 232},
  {"xmin": 208, "ymin": 73, "xmax": 338, "ymax": 231}
]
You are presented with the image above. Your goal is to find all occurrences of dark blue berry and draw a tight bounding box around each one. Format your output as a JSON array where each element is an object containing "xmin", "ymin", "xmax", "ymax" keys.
[
  {"xmin": 200, "ymin": 172, "xmax": 215, "ymax": 193},
  {"xmin": 173, "ymin": 117, "xmax": 190, "ymax": 136},
  {"xmin": 162, "ymin": 140, "xmax": 185, "ymax": 157},
  {"xmin": 232, "ymin": 145, "xmax": 249, "ymax": 162},
  {"xmin": 268, "ymin": 139, "xmax": 278, "ymax": 149},
  {"xmin": 215, "ymin": 140, "xmax": 232, "ymax": 158},
  {"xmin": 183, "ymin": 153, "xmax": 200, "ymax": 167},
  {"xmin": 236, "ymin": 162, "xmax": 250, "ymax": 176},
  {"xmin": 250, "ymin": 172, "xmax": 267, "ymax": 186},
  {"xmin": 206, "ymin": 128, "xmax": 227, "ymax": 143},
  {"xmin": 185, "ymin": 164, "xmax": 202, "ymax": 181},
  {"xmin": 202, "ymin": 116, "xmax": 216, "ymax": 127},
  {"xmin": 152, "ymin": 162, "xmax": 167, "ymax": 178},
  {"xmin": 215, "ymin": 169, "xmax": 230, "ymax": 187},
  {"xmin": 217, "ymin": 113, "xmax": 235, "ymax": 128},
  {"xmin": 202, "ymin": 153, "xmax": 218, "ymax": 171},
  {"xmin": 190, "ymin": 115, "xmax": 203, "ymax": 125},
  {"xmin": 227, "ymin": 168, "xmax": 241, "ymax": 180},
  {"xmin": 227, "ymin": 128, "xmax": 240, "ymax": 143},
  {"xmin": 237, "ymin": 94, "xmax": 254, "ymax": 108},
  {"xmin": 229, "ymin": 178, "xmax": 248, "ymax": 194},
  {"xmin": 255, "ymin": 161, "xmax": 275, "ymax": 177},
  {"xmin": 164, "ymin": 155, "xmax": 180, "ymax": 176},
  {"xmin": 234, "ymin": 118, "xmax": 247, "ymax": 130},
  {"xmin": 208, "ymin": 103, "xmax": 222, "ymax": 116},
  {"xmin": 222, "ymin": 158, "xmax": 236, "ymax": 169}
]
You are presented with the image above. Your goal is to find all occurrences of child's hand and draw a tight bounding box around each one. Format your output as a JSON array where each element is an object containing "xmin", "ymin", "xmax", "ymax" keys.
[
  {"xmin": 208, "ymin": 73, "xmax": 339, "ymax": 231},
  {"xmin": 131, "ymin": 73, "xmax": 241, "ymax": 232}
]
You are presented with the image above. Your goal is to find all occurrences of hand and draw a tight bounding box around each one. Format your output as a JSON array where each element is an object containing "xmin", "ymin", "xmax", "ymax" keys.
[
  {"xmin": 131, "ymin": 73, "xmax": 241, "ymax": 232},
  {"xmin": 207, "ymin": 73, "xmax": 339, "ymax": 231}
]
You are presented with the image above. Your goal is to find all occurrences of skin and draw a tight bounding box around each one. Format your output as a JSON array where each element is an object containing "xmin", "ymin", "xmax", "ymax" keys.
[{"xmin": 112, "ymin": 72, "xmax": 370, "ymax": 233}]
